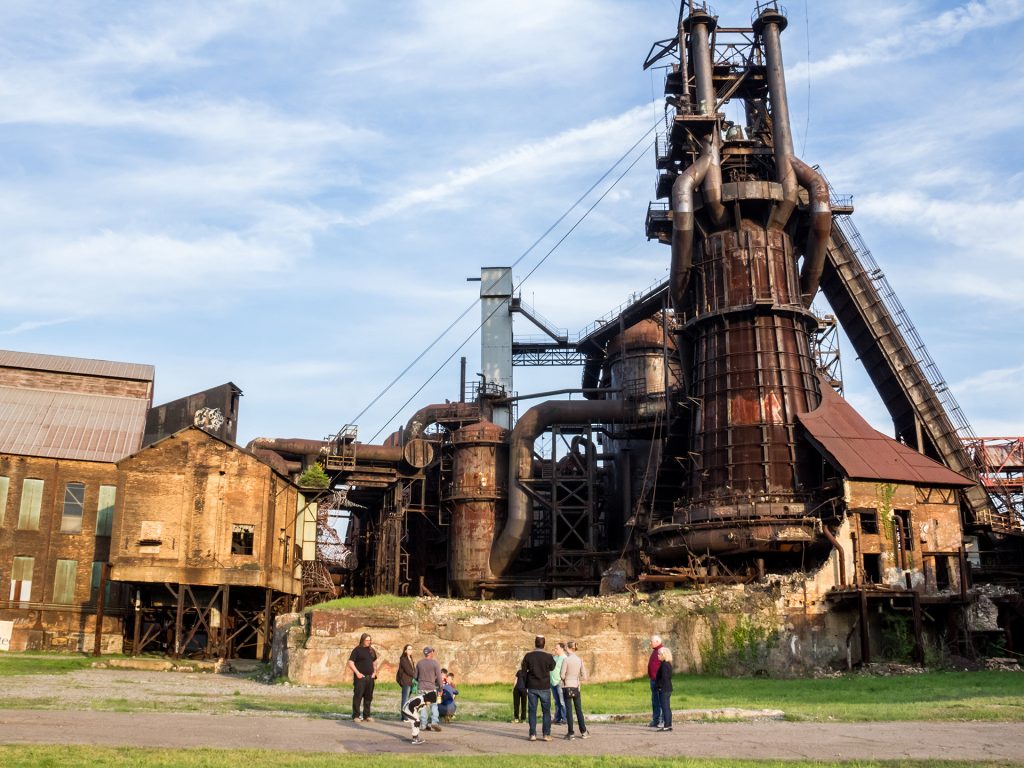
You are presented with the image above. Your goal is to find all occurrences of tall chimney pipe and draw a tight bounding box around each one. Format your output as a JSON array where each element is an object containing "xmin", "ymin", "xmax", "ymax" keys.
[{"xmin": 687, "ymin": 10, "xmax": 727, "ymax": 227}]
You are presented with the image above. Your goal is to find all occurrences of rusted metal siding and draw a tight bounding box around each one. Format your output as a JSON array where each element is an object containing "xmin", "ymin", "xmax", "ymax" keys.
[{"xmin": 0, "ymin": 387, "xmax": 149, "ymax": 462}]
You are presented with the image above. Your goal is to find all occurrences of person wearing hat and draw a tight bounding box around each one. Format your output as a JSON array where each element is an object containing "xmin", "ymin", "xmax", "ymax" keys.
[{"xmin": 414, "ymin": 646, "xmax": 444, "ymax": 732}]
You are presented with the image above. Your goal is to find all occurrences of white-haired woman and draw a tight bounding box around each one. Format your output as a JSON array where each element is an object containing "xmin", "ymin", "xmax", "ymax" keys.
[{"xmin": 654, "ymin": 647, "xmax": 674, "ymax": 732}]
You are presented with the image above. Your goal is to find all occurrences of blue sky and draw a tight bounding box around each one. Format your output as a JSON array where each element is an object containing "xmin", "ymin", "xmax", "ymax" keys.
[{"xmin": 1, "ymin": 0, "xmax": 1021, "ymax": 446}]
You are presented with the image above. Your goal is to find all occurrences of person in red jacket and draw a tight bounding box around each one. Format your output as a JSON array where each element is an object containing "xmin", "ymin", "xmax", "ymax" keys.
[{"xmin": 647, "ymin": 634, "xmax": 664, "ymax": 728}]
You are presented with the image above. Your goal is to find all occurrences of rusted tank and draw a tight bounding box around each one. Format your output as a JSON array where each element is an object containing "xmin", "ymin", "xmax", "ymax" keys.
[
  {"xmin": 448, "ymin": 420, "xmax": 507, "ymax": 596},
  {"xmin": 606, "ymin": 317, "xmax": 681, "ymax": 418}
]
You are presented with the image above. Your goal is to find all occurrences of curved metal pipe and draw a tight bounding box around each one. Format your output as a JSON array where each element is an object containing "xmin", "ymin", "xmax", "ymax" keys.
[
  {"xmin": 246, "ymin": 437, "xmax": 326, "ymax": 458},
  {"xmin": 792, "ymin": 157, "xmax": 832, "ymax": 305},
  {"xmin": 403, "ymin": 402, "xmax": 479, "ymax": 443},
  {"xmin": 491, "ymin": 398, "xmax": 626, "ymax": 577},
  {"xmin": 688, "ymin": 12, "xmax": 727, "ymax": 228},
  {"xmin": 820, "ymin": 523, "xmax": 847, "ymax": 587},
  {"xmin": 670, "ymin": 138, "xmax": 713, "ymax": 313}
]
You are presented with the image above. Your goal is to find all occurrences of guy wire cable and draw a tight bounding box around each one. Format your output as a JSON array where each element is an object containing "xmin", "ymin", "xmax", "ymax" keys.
[
  {"xmin": 367, "ymin": 138, "xmax": 654, "ymax": 443},
  {"xmin": 345, "ymin": 115, "xmax": 662, "ymax": 430}
]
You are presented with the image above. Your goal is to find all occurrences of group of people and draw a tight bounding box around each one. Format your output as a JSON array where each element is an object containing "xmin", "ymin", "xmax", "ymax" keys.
[
  {"xmin": 517, "ymin": 635, "xmax": 590, "ymax": 741},
  {"xmin": 346, "ymin": 631, "xmax": 676, "ymax": 745}
]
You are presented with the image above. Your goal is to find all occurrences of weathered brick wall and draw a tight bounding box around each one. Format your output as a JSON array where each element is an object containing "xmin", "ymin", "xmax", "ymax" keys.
[
  {"xmin": 111, "ymin": 428, "xmax": 302, "ymax": 594},
  {"xmin": 0, "ymin": 454, "xmax": 124, "ymax": 651}
]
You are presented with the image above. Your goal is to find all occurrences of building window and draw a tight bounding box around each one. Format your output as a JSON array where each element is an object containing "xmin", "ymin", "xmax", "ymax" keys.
[
  {"xmin": 894, "ymin": 509, "xmax": 913, "ymax": 551},
  {"xmin": 231, "ymin": 524, "xmax": 255, "ymax": 555},
  {"xmin": 61, "ymin": 482, "xmax": 86, "ymax": 534},
  {"xmin": 858, "ymin": 509, "xmax": 878, "ymax": 535},
  {"xmin": 91, "ymin": 561, "xmax": 112, "ymax": 603},
  {"xmin": 17, "ymin": 479, "xmax": 44, "ymax": 531},
  {"xmin": 53, "ymin": 559, "xmax": 77, "ymax": 604},
  {"xmin": 96, "ymin": 485, "xmax": 116, "ymax": 537},
  {"xmin": 0, "ymin": 475, "xmax": 9, "ymax": 527},
  {"xmin": 10, "ymin": 556, "xmax": 33, "ymax": 601},
  {"xmin": 862, "ymin": 553, "xmax": 882, "ymax": 584}
]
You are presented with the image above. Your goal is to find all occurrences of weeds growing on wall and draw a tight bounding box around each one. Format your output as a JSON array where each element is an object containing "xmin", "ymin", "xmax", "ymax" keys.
[{"xmin": 700, "ymin": 615, "xmax": 778, "ymax": 675}]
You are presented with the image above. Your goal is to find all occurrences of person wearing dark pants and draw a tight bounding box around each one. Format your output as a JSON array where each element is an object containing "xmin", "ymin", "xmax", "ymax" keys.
[
  {"xmin": 521, "ymin": 635, "xmax": 556, "ymax": 741},
  {"xmin": 347, "ymin": 632, "xmax": 380, "ymax": 722},
  {"xmin": 560, "ymin": 640, "xmax": 589, "ymax": 740},
  {"xmin": 655, "ymin": 646, "xmax": 674, "ymax": 732},
  {"xmin": 513, "ymin": 668, "xmax": 528, "ymax": 723},
  {"xmin": 647, "ymin": 634, "xmax": 664, "ymax": 727}
]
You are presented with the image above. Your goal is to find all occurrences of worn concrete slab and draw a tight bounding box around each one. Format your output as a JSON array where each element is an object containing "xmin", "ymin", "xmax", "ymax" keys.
[{"xmin": 1, "ymin": 711, "xmax": 1023, "ymax": 761}]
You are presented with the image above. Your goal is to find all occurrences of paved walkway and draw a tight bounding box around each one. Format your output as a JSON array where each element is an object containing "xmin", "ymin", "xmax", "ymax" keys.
[{"xmin": 2, "ymin": 711, "xmax": 1023, "ymax": 760}]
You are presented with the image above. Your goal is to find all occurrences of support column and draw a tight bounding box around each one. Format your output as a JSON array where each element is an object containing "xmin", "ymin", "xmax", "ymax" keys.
[
  {"xmin": 259, "ymin": 588, "xmax": 273, "ymax": 662},
  {"xmin": 173, "ymin": 584, "xmax": 184, "ymax": 659},
  {"xmin": 221, "ymin": 584, "xmax": 231, "ymax": 659},
  {"xmin": 92, "ymin": 562, "xmax": 109, "ymax": 658},
  {"xmin": 859, "ymin": 590, "xmax": 871, "ymax": 665}
]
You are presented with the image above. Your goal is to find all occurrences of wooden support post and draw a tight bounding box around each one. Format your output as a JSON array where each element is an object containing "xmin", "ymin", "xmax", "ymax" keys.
[
  {"xmin": 92, "ymin": 562, "xmax": 109, "ymax": 658},
  {"xmin": 958, "ymin": 546, "xmax": 969, "ymax": 602},
  {"xmin": 131, "ymin": 589, "xmax": 141, "ymax": 657},
  {"xmin": 912, "ymin": 590, "xmax": 924, "ymax": 664},
  {"xmin": 859, "ymin": 590, "xmax": 871, "ymax": 665},
  {"xmin": 260, "ymin": 588, "xmax": 273, "ymax": 662},
  {"xmin": 221, "ymin": 584, "xmax": 231, "ymax": 659},
  {"xmin": 173, "ymin": 583, "xmax": 184, "ymax": 659}
]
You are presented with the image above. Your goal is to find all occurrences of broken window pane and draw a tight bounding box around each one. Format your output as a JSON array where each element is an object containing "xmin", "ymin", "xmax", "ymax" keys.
[
  {"xmin": 61, "ymin": 482, "xmax": 85, "ymax": 534},
  {"xmin": 231, "ymin": 524, "xmax": 255, "ymax": 555},
  {"xmin": 10, "ymin": 556, "xmax": 34, "ymax": 601}
]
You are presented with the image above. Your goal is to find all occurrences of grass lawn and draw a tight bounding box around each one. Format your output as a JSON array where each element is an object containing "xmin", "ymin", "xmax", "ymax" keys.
[
  {"xmin": 0, "ymin": 746, "xmax": 1015, "ymax": 768},
  {"xmin": 0, "ymin": 653, "xmax": 97, "ymax": 676}
]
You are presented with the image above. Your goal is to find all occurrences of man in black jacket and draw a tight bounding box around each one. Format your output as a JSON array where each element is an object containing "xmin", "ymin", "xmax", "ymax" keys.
[{"xmin": 520, "ymin": 635, "xmax": 556, "ymax": 741}]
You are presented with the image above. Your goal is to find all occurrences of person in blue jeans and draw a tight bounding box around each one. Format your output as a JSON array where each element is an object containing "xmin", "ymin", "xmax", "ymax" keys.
[
  {"xmin": 647, "ymin": 634, "xmax": 664, "ymax": 727},
  {"xmin": 550, "ymin": 642, "xmax": 567, "ymax": 724},
  {"xmin": 520, "ymin": 635, "xmax": 556, "ymax": 741}
]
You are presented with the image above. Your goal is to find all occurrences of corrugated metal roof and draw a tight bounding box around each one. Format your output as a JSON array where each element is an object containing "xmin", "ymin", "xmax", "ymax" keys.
[
  {"xmin": 0, "ymin": 349, "xmax": 154, "ymax": 382},
  {"xmin": 797, "ymin": 384, "xmax": 972, "ymax": 487},
  {"xmin": 0, "ymin": 386, "xmax": 148, "ymax": 462}
]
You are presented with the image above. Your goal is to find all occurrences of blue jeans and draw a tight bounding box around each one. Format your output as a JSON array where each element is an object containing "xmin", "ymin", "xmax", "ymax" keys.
[
  {"xmin": 419, "ymin": 700, "xmax": 439, "ymax": 728},
  {"xmin": 650, "ymin": 678, "xmax": 663, "ymax": 725},
  {"xmin": 551, "ymin": 683, "xmax": 565, "ymax": 721},
  {"xmin": 527, "ymin": 688, "xmax": 551, "ymax": 736}
]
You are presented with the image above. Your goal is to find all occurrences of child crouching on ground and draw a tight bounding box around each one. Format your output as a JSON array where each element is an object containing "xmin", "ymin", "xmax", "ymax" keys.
[{"xmin": 402, "ymin": 689, "xmax": 440, "ymax": 745}]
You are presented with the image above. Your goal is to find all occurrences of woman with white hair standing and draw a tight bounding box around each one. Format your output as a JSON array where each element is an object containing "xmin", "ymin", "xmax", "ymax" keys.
[{"xmin": 654, "ymin": 646, "xmax": 674, "ymax": 732}]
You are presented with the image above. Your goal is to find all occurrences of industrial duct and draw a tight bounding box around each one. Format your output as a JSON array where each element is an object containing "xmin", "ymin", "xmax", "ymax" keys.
[{"xmin": 490, "ymin": 398, "xmax": 626, "ymax": 577}]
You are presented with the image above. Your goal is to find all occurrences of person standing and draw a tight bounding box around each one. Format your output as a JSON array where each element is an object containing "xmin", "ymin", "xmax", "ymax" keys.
[
  {"xmin": 550, "ymin": 642, "xmax": 567, "ymax": 724},
  {"xmin": 655, "ymin": 646, "xmax": 674, "ymax": 732},
  {"xmin": 521, "ymin": 635, "xmax": 556, "ymax": 742},
  {"xmin": 512, "ymin": 667, "xmax": 528, "ymax": 723},
  {"xmin": 396, "ymin": 643, "xmax": 416, "ymax": 713},
  {"xmin": 347, "ymin": 632, "xmax": 380, "ymax": 722},
  {"xmin": 560, "ymin": 640, "xmax": 590, "ymax": 740},
  {"xmin": 647, "ymin": 634, "xmax": 664, "ymax": 728},
  {"xmin": 415, "ymin": 646, "xmax": 444, "ymax": 732}
]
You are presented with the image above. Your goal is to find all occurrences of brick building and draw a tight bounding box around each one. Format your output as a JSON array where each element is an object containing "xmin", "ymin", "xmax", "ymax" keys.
[{"xmin": 0, "ymin": 350, "xmax": 154, "ymax": 651}]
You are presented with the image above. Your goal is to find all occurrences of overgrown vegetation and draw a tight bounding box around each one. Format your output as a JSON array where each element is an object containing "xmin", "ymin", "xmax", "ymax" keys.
[
  {"xmin": 699, "ymin": 615, "xmax": 778, "ymax": 675},
  {"xmin": 308, "ymin": 595, "xmax": 416, "ymax": 612},
  {"xmin": 297, "ymin": 463, "xmax": 331, "ymax": 489},
  {"xmin": 0, "ymin": 747, "xmax": 1009, "ymax": 768}
]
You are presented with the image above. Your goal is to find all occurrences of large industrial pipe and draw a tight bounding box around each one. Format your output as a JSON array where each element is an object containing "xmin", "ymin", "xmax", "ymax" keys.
[
  {"xmin": 820, "ymin": 523, "xmax": 848, "ymax": 587},
  {"xmin": 687, "ymin": 10, "xmax": 727, "ymax": 228},
  {"xmin": 756, "ymin": 8, "xmax": 832, "ymax": 304},
  {"xmin": 403, "ymin": 402, "xmax": 479, "ymax": 443},
  {"xmin": 490, "ymin": 398, "xmax": 627, "ymax": 577},
  {"xmin": 246, "ymin": 436, "xmax": 404, "ymax": 465},
  {"xmin": 670, "ymin": 137, "xmax": 714, "ymax": 313},
  {"xmin": 793, "ymin": 157, "xmax": 832, "ymax": 305}
]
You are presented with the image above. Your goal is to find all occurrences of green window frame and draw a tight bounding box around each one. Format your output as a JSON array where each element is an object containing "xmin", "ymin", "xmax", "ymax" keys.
[
  {"xmin": 17, "ymin": 479, "xmax": 44, "ymax": 531},
  {"xmin": 53, "ymin": 559, "xmax": 77, "ymax": 604},
  {"xmin": 61, "ymin": 482, "xmax": 85, "ymax": 534},
  {"xmin": 0, "ymin": 476, "xmax": 9, "ymax": 527},
  {"xmin": 96, "ymin": 485, "xmax": 116, "ymax": 537},
  {"xmin": 11, "ymin": 556, "xmax": 34, "ymax": 601}
]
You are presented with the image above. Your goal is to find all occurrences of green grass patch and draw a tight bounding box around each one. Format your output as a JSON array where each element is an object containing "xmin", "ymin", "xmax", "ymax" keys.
[
  {"xmin": 458, "ymin": 671, "xmax": 1024, "ymax": 723},
  {"xmin": 308, "ymin": 595, "xmax": 416, "ymax": 611},
  {"xmin": 0, "ymin": 747, "xmax": 1014, "ymax": 768},
  {"xmin": 0, "ymin": 653, "xmax": 97, "ymax": 676}
]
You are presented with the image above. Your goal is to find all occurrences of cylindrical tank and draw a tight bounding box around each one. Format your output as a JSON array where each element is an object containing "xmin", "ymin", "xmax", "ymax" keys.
[
  {"xmin": 448, "ymin": 421, "xmax": 507, "ymax": 597},
  {"xmin": 606, "ymin": 317, "xmax": 682, "ymax": 414}
]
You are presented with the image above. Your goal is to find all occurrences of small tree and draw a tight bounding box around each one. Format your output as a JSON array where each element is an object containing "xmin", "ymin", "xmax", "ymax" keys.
[{"xmin": 297, "ymin": 463, "xmax": 331, "ymax": 489}]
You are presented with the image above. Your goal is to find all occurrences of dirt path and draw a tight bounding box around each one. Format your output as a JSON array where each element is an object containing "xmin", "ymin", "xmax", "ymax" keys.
[{"xmin": 2, "ymin": 710, "xmax": 1023, "ymax": 761}]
